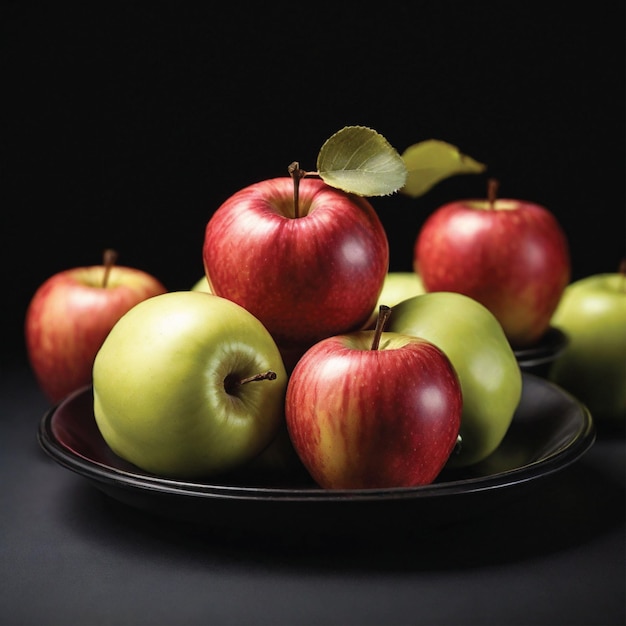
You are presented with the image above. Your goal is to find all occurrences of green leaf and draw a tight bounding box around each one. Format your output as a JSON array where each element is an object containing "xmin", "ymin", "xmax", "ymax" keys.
[
  {"xmin": 401, "ymin": 140, "xmax": 487, "ymax": 198},
  {"xmin": 316, "ymin": 126, "xmax": 407, "ymax": 197}
]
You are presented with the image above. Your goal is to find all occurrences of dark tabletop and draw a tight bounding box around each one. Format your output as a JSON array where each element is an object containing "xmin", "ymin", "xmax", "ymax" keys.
[{"xmin": 1, "ymin": 356, "xmax": 624, "ymax": 626}]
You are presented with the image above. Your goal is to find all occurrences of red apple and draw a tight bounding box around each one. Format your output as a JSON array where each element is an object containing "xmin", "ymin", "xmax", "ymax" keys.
[
  {"xmin": 284, "ymin": 307, "xmax": 463, "ymax": 489},
  {"xmin": 414, "ymin": 180, "xmax": 570, "ymax": 347},
  {"xmin": 203, "ymin": 172, "xmax": 389, "ymax": 354},
  {"xmin": 25, "ymin": 250, "xmax": 167, "ymax": 404}
]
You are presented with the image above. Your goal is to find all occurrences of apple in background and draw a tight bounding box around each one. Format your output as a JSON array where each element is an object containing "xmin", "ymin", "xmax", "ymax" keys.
[
  {"xmin": 203, "ymin": 171, "xmax": 389, "ymax": 354},
  {"xmin": 377, "ymin": 271, "xmax": 425, "ymax": 308},
  {"xmin": 388, "ymin": 292, "xmax": 522, "ymax": 468},
  {"xmin": 93, "ymin": 291, "xmax": 288, "ymax": 478},
  {"xmin": 549, "ymin": 267, "xmax": 626, "ymax": 423},
  {"xmin": 414, "ymin": 179, "xmax": 570, "ymax": 348},
  {"xmin": 364, "ymin": 271, "xmax": 426, "ymax": 328},
  {"xmin": 364, "ymin": 272, "xmax": 426, "ymax": 330},
  {"xmin": 25, "ymin": 250, "xmax": 167, "ymax": 404},
  {"xmin": 285, "ymin": 307, "xmax": 463, "ymax": 489},
  {"xmin": 191, "ymin": 276, "xmax": 212, "ymax": 293}
]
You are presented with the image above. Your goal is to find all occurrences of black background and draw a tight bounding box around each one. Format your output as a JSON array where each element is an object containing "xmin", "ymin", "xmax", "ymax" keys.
[{"xmin": 3, "ymin": 2, "xmax": 625, "ymax": 365}]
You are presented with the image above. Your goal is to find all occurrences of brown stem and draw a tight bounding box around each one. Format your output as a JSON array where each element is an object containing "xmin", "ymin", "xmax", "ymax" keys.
[
  {"xmin": 619, "ymin": 258, "xmax": 626, "ymax": 293},
  {"xmin": 102, "ymin": 248, "xmax": 118, "ymax": 288},
  {"xmin": 224, "ymin": 370, "xmax": 277, "ymax": 395},
  {"xmin": 371, "ymin": 305, "xmax": 392, "ymax": 350},
  {"xmin": 487, "ymin": 178, "xmax": 499, "ymax": 210},
  {"xmin": 288, "ymin": 161, "xmax": 307, "ymax": 218}
]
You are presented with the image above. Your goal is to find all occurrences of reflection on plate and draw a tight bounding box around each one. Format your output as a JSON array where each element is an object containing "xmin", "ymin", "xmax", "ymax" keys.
[{"xmin": 38, "ymin": 374, "xmax": 594, "ymax": 535}]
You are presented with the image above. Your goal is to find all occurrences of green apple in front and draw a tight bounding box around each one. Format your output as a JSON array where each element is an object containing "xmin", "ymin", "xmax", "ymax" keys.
[
  {"xmin": 388, "ymin": 292, "xmax": 522, "ymax": 467},
  {"xmin": 93, "ymin": 291, "xmax": 288, "ymax": 478},
  {"xmin": 549, "ymin": 272, "xmax": 626, "ymax": 422}
]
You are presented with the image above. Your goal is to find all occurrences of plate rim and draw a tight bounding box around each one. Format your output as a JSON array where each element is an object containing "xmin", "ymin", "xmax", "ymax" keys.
[{"xmin": 37, "ymin": 374, "xmax": 596, "ymax": 504}]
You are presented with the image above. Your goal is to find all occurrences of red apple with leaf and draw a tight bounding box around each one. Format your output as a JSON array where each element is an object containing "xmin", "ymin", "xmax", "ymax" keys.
[
  {"xmin": 203, "ymin": 127, "xmax": 407, "ymax": 362},
  {"xmin": 204, "ymin": 127, "xmax": 486, "ymax": 365},
  {"xmin": 414, "ymin": 179, "xmax": 571, "ymax": 347},
  {"xmin": 285, "ymin": 306, "xmax": 463, "ymax": 489},
  {"xmin": 25, "ymin": 250, "xmax": 167, "ymax": 404},
  {"xmin": 204, "ymin": 172, "xmax": 389, "ymax": 354}
]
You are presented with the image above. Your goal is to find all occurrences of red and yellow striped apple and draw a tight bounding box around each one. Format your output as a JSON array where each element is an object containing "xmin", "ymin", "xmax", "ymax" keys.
[
  {"xmin": 25, "ymin": 251, "xmax": 167, "ymax": 404},
  {"xmin": 284, "ymin": 308, "xmax": 463, "ymax": 489},
  {"xmin": 203, "ymin": 174, "xmax": 389, "ymax": 357}
]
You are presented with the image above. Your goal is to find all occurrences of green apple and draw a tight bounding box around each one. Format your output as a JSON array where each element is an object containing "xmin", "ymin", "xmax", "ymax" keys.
[
  {"xmin": 363, "ymin": 271, "xmax": 427, "ymax": 328},
  {"xmin": 93, "ymin": 291, "xmax": 288, "ymax": 478},
  {"xmin": 388, "ymin": 292, "xmax": 522, "ymax": 467},
  {"xmin": 377, "ymin": 271, "xmax": 426, "ymax": 308},
  {"xmin": 549, "ymin": 272, "xmax": 626, "ymax": 422},
  {"xmin": 191, "ymin": 275, "xmax": 212, "ymax": 293}
]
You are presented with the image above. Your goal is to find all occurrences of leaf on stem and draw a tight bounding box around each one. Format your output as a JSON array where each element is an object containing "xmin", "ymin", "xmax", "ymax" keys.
[
  {"xmin": 317, "ymin": 126, "xmax": 407, "ymax": 197},
  {"xmin": 401, "ymin": 140, "xmax": 486, "ymax": 198}
]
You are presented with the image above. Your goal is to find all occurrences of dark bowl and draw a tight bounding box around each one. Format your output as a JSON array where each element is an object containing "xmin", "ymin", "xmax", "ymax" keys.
[{"xmin": 37, "ymin": 374, "xmax": 595, "ymax": 539}]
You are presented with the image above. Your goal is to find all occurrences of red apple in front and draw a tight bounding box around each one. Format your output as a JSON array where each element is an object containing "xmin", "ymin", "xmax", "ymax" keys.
[
  {"xmin": 284, "ymin": 308, "xmax": 463, "ymax": 489},
  {"xmin": 25, "ymin": 250, "xmax": 167, "ymax": 404},
  {"xmin": 203, "ymin": 173, "xmax": 389, "ymax": 354},
  {"xmin": 414, "ymin": 180, "xmax": 570, "ymax": 347}
]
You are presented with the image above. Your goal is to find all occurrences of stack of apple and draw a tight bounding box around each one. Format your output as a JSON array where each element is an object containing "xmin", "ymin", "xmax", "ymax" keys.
[
  {"xmin": 22, "ymin": 130, "xmax": 522, "ymax": 490},
  {"xmin": 28, "ymin": 127, "xmax": 621, "ymax": 492},
  {"xmin": 86, "ymin": 170, "xmax": 518, "ymax": 489}
]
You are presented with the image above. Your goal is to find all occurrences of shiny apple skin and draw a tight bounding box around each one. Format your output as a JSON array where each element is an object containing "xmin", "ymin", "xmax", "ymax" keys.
[
  {"xmin": 414, "ymin": 199, "xmax": 570, "ymax": 348},
  {"xmin": 25, "ymin": 265, "xmax": 167, "ymax": 404},
  {"xmin": 389, "ymin": 292, "xmax": 522, "ymax": 468},
  {"xmin": 285, "ymin": 331, "xmax": 462, "ymax": 489},
  {"xmin": 203, "ymin": 177, "xmax": 389, "ymax": 349},
  {"xmin": 93, "ymin": 292, "xmax": 288, "ymax": 478},
  {"xmin": 549, "ymin": 273, "xmax": 626, "ymax": 422}
]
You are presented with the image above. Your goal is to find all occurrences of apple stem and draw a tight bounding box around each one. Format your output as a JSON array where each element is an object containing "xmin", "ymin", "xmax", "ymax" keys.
[
  {"xmin": 487, "ymin": 178, "xmax": 499, "ymax": 210},
  {"xmin": 102, "ymin": 248, "xmax": 118, "ymax": 288},
  {"xmin": 371, "ymin": 305, "xmax": 392, "ymax": 350},
  {"xmin": 224, "ymin": 370, "xmax": 277, "ymax": 395},
  {"xmin": 620, "ymin": 259, "xmax": 626, "ymax": 292},
  {"xmin": 288, "ymin": 161, "xmax": 309, "ymax": 219}
]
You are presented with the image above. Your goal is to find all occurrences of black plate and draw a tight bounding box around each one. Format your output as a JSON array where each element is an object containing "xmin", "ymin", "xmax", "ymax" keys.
[{"xmin": 37, "ymin": 374, "xmax": 594, "ymax": 536}]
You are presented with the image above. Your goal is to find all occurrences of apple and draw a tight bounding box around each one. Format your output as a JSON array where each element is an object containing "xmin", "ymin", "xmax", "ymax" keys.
[
  {"xmin": 285, "ymin": 306, "xmax": 463, "ymax": 489},
  {"xmin": 377, "ymin": 271, "xmax": 426, "ymax": 308},
  {"xmin": 364, "ymin": 270, "xmax": 426, "ymax": 328},
  {"xmin": 548, "ymin": 269, "xmax": 626, "ymax": 423},
  {"xmin": 92, "ymin": 291, "xmax": 288, "ymax": 478},
  {"xmin": 388, "ymin": 291, "xmax": 522, "ymax": 468},
  {"xmin": 203, "ymin": 171, "xmax": 389, "ymax": 353},
  {"xmin": 414, "ymin": 179, "xmax": 570, "ymax": 348},
  {"xmin": 25, "ymin": 250, "xmax": 167, "ymax": 404},
  {"xmin": 191, "ymin": 276, "xmax": 212, "ymax": 293}
]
